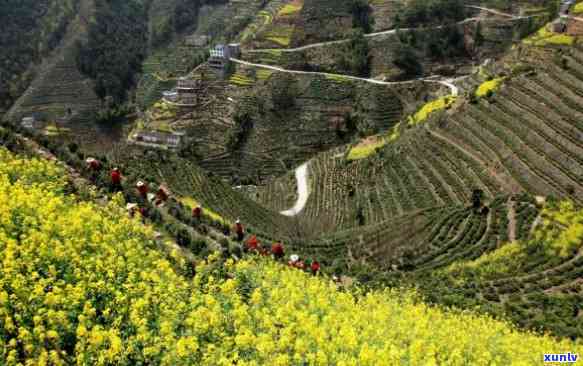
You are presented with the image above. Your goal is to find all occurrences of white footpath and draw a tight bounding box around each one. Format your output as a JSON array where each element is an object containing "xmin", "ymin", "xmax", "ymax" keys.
[{"xmin": 280, "ymin": 163, "xmax": 310, "ymax": 216}]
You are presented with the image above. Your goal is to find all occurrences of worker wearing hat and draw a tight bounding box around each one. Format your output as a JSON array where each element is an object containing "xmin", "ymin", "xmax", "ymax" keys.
[
  {"xmin": 136, "ymin": 181, "xmax": 148, "ymax": 198},
  {"xmin": 234, "ymin": 219, "xmax": 244, "ymax": 242}
]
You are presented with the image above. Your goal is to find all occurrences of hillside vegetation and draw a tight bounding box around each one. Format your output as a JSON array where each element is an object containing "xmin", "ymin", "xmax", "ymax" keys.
[
  {"xmin": 0, "ymin": 0, "xmax": 78, "ymax": 114},
  {"xmin": 3, "ymin": 0, "xmax": 583, "ymax": 347},
  {"xmin": 0, "ymin": 148, "xmax": 581, "ymax": 365}
]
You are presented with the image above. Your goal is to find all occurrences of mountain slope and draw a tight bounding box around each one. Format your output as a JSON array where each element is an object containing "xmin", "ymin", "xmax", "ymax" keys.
[
  {"xmin": 0, "ymin": 147, "xmax": 581, "ymax": 364},
  {"xmin": 0, "ymin": 0, "xmax": 79, "ymax": 115}
]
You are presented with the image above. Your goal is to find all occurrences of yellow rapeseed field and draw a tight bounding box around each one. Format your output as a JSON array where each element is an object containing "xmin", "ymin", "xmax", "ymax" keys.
[{"xmin": 0, "ymin": 148, "xmax": 581, "ymax": 365}]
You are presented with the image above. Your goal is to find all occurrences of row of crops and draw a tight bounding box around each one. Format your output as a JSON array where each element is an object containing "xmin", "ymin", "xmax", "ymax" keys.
[
  {"xmin": 271, "ymin": 124, "xmax": 507, "ymax": 233},
  {"xmin": 433, "ymin": 53, "xmax": 583, "ymax": 204},
  {"xmin": 3, "ymin": 145, "xmax": 581, "ymax": 363},
  {"xmin": 297, "ymin": 194, "xmax": 539, "ymax": 275},
  {"xmin": 9, "ymin": 55, "xmax": 99, "ymax": 124},
  {"xmin": 408, "ymin": 199, "xmax": 583, "ymax": 339}
]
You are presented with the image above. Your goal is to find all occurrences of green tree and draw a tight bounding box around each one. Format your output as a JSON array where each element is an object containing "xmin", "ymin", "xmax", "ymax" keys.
[
  {"xmin": 270, "ymin": 74, "xmax": 298, "ymax": 110},
  {"xmin": 351, "ymin": 0, "xmax": 374, "ymax": 33},
  {"xmin": 339, "ymin": 29, "xmax": 371, "ymax": 77},
  {"xmin": 393, "ymin": 43, "xmax": 423, "ymax": 78},
  {"xmin": 75, "ymin": 0, "xmax": 148, "ymax": 104}
]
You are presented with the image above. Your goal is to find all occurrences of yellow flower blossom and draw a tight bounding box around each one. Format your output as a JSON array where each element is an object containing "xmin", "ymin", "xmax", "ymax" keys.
[{"xmin": 0, "ymin": 148, "xmax": 581, "ymax": 365}]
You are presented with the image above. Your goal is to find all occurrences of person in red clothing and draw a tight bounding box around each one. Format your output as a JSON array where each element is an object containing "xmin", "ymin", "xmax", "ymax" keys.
[
  {"xmin": 136, "ymin": 181, "xmax": 148, "ymax": 198},
  {"xmin": 295, "ymin": 260, "xmax": 306, "ymax": 270},
  {"xmin": 288, "ymin": 254, "xmax": 299, "ymax": 267},
  {"xmin": 86, "ymin": 157, "xmax": 101, "ymax": 171},
  {"xmin": 85, "ymin": 158, "xmax": 101, "ymax": 183},
  {"xmin": 311, "ymin": 260, "xmax": 321, "ymax": 275},
  {"xmin": 192, "ymin": 205, "xmax": 202, "ymax": 220},
  {"xmin": 155, "ymin": 186, "xmax": 169, "ymax": 205},
  {"xmin": 110, "ymin": 168, "xmax": 122, "ymax": 192},
  {"xmin": 234, "ymin": 219, "xmax": 244, "ymax": 242},
  {"xmin": 246, "ymin": 235, "xmax": 259, "ymax": 253},
  {"xmin": 271, "ymin": 241, "xmax": 285, "ymax": 260}
]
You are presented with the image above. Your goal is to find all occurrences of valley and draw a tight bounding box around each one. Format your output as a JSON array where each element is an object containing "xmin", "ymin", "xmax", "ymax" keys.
[{"xmin": 1, "ymin": 0, "xmax": 583, "ymax": 362}]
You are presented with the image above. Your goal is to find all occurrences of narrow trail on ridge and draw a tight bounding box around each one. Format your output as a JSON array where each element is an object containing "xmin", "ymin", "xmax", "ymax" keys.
[
  {"xmin": 464, "ymin": 5, "xmax": 517, "ymax": 18},
  {"xmin": 231, "ymin": 58, "xmax": 459, "ymax": 93},
  {"xmin": 507, "ymin": 198, "xmax": 517, "ymax": 242},
  {"xmin": 280, "ymin": 163, "xmax": 310, "ymax": 217},
  {"xmin": 244, "ymin": 18, "xmax": 480, "ymax": 54},
  {"xmin": 568, "ymin": 15, "xmax": 583, "ymax": 23}
]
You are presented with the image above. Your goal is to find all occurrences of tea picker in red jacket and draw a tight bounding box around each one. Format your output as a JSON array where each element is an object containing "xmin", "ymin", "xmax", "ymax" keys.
[
  {"xmin": 86, "ymin": 157, "xmax": 101, "ymax": 171},
  {"xmin": 246, "ymin": 235, "xmax": 259, "ymax": 252},
  {"xmin": 136, "ymin": 181, "xmax": 148, "ymax": 198},
  {"xmin": 155, "ymin": 186, "xmax": 169, "ymax": 205},
  {"xmin": 311, "ymin": 260, "xmax": 321, "ymax": 275},
  {"xmin": 234, "ymin": 219, "xmax": 244, "ymax": 242},
  {"xmin": 192, "ymin": 205, "xmax": 202, "ymax": 220},
  {"xmin": 271, "ymin": 241, "xmax": 285, "ymax": 260},
  {"xmin": 110, "ymin": 168, "xmax": 122, "ymax": 192}
]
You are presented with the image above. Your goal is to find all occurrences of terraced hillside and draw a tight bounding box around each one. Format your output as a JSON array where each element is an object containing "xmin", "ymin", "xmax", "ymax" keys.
[
  {"xmin": 6, "ymin": 50, "xmax": 100, "ymax": 126},
  {"xmin": 403, "ymin": 200, "xmax": 583, "ymax": 339},
  {"xmin": 257, "ymin": 40, "xmax": 583, "ymax": 231},
  {"xmin": 4, "ymin": 0, "xmax": 99, "ymax": 124},
  {"xmin": 170, "ymin": 62, "xmax": 448, "ymax": 182},
  {"xmin": 290, "ymin": 0, "xmax": 355, "ymax": 46},
  {"xmin": 0, "ymin": 0, "xmax": 78, "ymax": 114},
  {"xmin": 238, "ymin": 0, "xmax": 305, "ymax": 49},
  {"xmin": 299, "ymin": 195, "xmax": 534, "ymax": 271},
  {"xmin": 242, "ymin": 14, "xmax": 545, "ymax": 79}
]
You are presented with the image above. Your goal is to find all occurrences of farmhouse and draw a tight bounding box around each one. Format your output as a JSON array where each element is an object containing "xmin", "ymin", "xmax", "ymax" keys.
[
  {"xmin": 185, "ymin": 35, "xmax": 210, "ymax": 47},
  {"xmin": 162, "ymin": 78, "xmax": 203, "ymax": 106},
  {"xmin": 552, "ymin": 17, "xmax": 568, "ymax": 33},
  {"xmin": 21, "ymin": 116, "xmax": 36, "ymax": 129},
  {"xmin": 131, "ymin": 130, "xmax": 186, "ymax": 149},
  {"xmin": 208, "ymin": 43, "xmax": 241, "ymax": 77},
  {"xmin": 176, "ymin": 77, "xmax": 202, "ymax": 105}
]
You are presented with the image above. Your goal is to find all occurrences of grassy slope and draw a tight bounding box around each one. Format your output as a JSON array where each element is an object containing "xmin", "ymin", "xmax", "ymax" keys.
[{"xmin": 0, "ymin": 148, "xmax": 581, "ymax": 365}]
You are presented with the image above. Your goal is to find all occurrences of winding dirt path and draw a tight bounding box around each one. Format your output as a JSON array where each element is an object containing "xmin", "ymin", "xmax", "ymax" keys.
[
  {"xmin": 245, "ymin": 18, "xmax": 480, "ymax": 54},
  {"xmin": 280, "ymin": 162, "xmax": 310, "ymax": 216},
  {"xmin": 231, "ymin": 58, "xmax": 459, "ymax": 93},
  {"xmin": 507, "ymin": 198, "xmax": 517, "ymax": 242},
  {"xmin": 568, "ymin": 15, "xmax": 583, "ymax": 23},
  {"xmin": 464, "ymin": 5, "xmax": 516, "ymax": 18}
]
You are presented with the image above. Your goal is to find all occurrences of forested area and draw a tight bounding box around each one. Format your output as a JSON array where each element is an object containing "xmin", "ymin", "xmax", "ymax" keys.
[
  {"xmin": 75, "ymin": 0, "xmax": 149, "ymax": 105},
  {"xmin": 392, "ymin": 25, "xmax": 467, "ymax": 79},
  {"xmin": 394, "ymin": 0, "xmax": 466, "ymax": 28}
]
